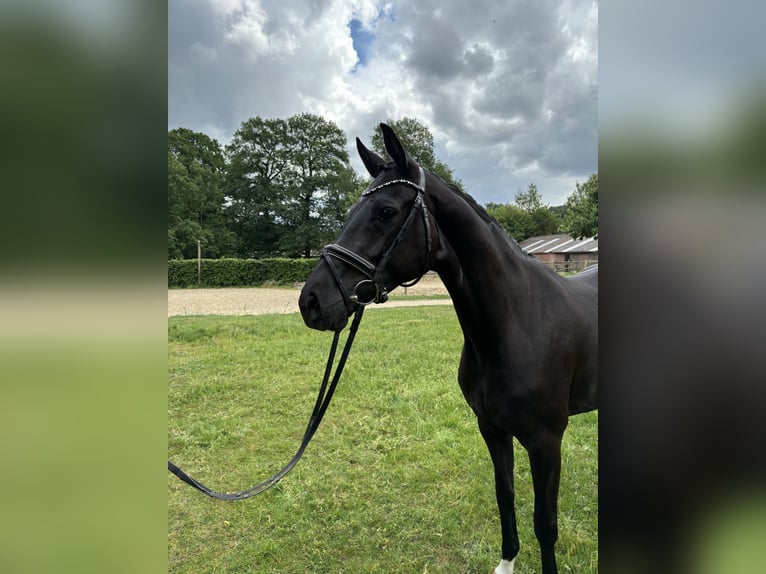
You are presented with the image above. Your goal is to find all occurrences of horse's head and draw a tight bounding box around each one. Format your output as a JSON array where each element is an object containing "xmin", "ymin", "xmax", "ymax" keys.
[{"xmin": 299, "ymin": 123, "xmax": 437, "ymax": 331}]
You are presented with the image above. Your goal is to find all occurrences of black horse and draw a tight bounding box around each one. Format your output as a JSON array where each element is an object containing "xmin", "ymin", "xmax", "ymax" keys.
[{"xmin": 299, "ymin": 124, "xmax": 597, "ymax": 574}]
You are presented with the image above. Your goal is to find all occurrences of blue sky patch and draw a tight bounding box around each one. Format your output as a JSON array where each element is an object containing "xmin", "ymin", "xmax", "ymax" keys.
[{"xmin": 349, "ymin": 18, "xmax": 375, "ymax": 70}]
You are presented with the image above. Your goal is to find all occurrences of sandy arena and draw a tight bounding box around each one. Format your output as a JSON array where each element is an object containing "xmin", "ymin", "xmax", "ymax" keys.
[{"xmin": 168, "ymin": 274, "xmax": 451, "ymax": 317}]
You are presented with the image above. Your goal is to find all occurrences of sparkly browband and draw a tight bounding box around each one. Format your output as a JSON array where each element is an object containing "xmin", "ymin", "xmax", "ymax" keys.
[{"xmin": 362, "ymin": 166, "xmax": 426, "ymax": 196}]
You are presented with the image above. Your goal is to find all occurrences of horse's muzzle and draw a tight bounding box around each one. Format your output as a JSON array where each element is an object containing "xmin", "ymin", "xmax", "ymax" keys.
[{"xmin": 298, "ymin": 286, "xmax": 350, "ymax": 332}]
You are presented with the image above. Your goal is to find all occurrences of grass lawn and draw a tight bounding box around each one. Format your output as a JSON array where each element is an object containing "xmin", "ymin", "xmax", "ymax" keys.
[{"xmin": 169, "ymin": 306, "xmax": 597, "ymax": 573}]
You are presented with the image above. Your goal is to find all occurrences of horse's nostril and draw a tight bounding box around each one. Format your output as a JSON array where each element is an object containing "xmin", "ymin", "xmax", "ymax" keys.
[
  {"xmin": 300, "ymin": 289, "xmax": 337, "ymax": 331},
  {"xmin": 301, "ymin": 291, "xmax": 321, "ymax": 318}
]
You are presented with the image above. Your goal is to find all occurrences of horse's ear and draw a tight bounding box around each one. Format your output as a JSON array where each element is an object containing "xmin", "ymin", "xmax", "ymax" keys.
[
  {"xmin": 380, "ymin": 123, "xmax": 413, "ymax": 172},
  {"xmin": 356, "ymin": 137, "xmax": 386, "ymax": 177}
]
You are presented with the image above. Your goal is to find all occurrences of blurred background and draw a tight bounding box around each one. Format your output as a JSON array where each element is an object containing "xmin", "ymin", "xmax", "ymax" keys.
[
  {"xmin": 600, "ymin": 1, "xmax": 766, "ymax": 573},
  {"xmin": 0, "ymin": 2, "xmax": 167, "ymax": 573}
]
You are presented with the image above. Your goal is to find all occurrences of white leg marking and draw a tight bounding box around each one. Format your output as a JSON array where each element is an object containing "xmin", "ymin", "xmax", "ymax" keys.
[{"xmin": 494, "ymin": 558, "xmax": 515, "ymax": 574}]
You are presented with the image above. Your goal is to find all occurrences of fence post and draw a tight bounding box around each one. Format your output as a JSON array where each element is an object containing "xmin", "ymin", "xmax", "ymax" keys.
[{"xmin": 197, "ymin": 241, "xmax": 201, "ymax": 285}]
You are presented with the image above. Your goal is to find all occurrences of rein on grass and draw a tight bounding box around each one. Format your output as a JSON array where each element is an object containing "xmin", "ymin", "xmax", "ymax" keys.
[{"xmin": 168, "ymin": 307, "xmax": 365, "ymax": 500}]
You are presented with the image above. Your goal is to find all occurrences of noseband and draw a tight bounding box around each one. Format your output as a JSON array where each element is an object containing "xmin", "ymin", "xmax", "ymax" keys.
[{"xmin": 322, "ymin": 166, "xmax": 432, "ymax": 308}]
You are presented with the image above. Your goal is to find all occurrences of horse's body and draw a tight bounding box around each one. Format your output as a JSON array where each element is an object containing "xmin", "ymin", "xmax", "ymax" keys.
[{"xmin": 299, "ymin": 124, "xmax": 597, "ymax": 574}]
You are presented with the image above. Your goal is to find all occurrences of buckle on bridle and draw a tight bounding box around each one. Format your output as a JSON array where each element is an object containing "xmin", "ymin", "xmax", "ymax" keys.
[{"xmin": 350, "ymin": 279, "xmax": 388, "ymax": 306}]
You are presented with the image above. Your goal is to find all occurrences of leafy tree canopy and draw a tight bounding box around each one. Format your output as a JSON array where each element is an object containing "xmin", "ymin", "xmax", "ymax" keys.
[
  {"xmin": 168, "ymin": 128, "xmax": 236, "ymax": 259},
  {"xmin": 514, "ymin": 182, "xmax": 543, "ymax": 212},
  {"xmin": 370, "ymin": 117, "xmax": 462, "ymax": 188},
  {"xmin": 562, "ymin": 173, "xmax": 598, "ymax": 239},
  {"xmin": 225, "ymin": 114, "xmax": 361, "ymax": 258},
  {"xmin": 167, "ymin": 117, "xmax": 592, "ymax": 261},
  {"xmin": 485, "ymin": 183, "xmax": 561, "ymax": 242}
]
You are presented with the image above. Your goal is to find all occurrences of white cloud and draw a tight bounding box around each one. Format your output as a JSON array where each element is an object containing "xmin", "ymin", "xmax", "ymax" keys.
[
  {"xmin": 169, "ymin": 0, "xmax": 598, "ymax": 205},
  {"xmin": 207, "ymin": 0, "xmax": 244, "ymax": 16},
  {"xmin": 222, "ymin": 2, "xmax": 273, "ymax": 57}
]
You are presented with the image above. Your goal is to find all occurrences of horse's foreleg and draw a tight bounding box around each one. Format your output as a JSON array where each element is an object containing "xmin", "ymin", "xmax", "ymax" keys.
[
  {"xmin": 526, "ymin": 428, "xmax": 563, "ymax": 574},
  {"xmin": 479, "ymin": 421, "xmax": 519, "ymax": 574}
]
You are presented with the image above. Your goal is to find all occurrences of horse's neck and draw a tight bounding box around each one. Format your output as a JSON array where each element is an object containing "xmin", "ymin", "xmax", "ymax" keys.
[
  {"xmin": 428, "ymin": 181, "xmax": 541, "ymax": 345},
  {"xmin": 435, "ymin": 227, "xmax": 531, "ymax": 314}
]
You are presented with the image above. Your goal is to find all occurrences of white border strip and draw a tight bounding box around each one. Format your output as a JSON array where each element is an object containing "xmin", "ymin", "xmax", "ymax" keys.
[
  {"xmin": 527, "ymin": 237, "xmax": 560, "ymax": 253},
  {"xmin": 562, "ymin": 237, "xmax": 595, "ymax": 252},
  {"xmin": 544, "ymin": 238, "xmax": 574, "ymax": 253}
]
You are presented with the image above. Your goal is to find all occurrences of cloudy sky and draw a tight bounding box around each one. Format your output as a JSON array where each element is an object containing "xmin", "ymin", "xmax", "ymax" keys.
[{"xmin": 169, "ymin": 0, "xmax": 597, "ymax": 206}]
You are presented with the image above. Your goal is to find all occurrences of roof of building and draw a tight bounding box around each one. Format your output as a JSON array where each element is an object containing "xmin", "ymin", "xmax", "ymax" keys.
[{"xmin": 518, "ymin": 233, "xmax": 598, "ymax": 254}]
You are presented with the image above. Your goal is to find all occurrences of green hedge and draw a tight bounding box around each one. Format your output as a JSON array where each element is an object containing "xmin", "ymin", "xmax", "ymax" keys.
[{"xmin": 168, "ymin": 258, "xmax": 319, "ymax": 288}]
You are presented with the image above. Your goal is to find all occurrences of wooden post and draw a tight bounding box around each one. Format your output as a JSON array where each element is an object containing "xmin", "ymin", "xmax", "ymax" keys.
[{"xmin": 197, "ymin": 240, "xmax": 201, "ymax": 285}]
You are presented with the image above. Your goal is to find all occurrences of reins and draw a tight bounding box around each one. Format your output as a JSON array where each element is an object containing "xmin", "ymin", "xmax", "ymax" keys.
[
  {"xmin": 167, "ymin": 306, "xmax": 365, "ymax": 500},
  {"xmin": 168, "ymin": 167, "xmax": 432, "ymax": 500}
]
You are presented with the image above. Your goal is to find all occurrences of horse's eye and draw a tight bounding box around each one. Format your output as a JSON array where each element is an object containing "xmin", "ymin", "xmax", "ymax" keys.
[{"xmin": 377, "ymin": 207, "xmax": 397, "ymax": 222}]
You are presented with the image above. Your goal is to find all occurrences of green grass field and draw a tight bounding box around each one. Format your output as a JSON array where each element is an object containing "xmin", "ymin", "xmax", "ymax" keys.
[{"xmin": 169, "ymin": 306, "xmax": 597, "ymax": 573}]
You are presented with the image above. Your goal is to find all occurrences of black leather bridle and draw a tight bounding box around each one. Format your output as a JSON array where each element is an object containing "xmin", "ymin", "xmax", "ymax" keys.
[{"xmin": 322, "ymin": 166, "xmax": 433, "ymax": 308}]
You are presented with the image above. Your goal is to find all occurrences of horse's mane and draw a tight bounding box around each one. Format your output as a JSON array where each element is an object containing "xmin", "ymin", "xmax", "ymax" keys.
[
  {"xmin": 377, "ymin": 162, "xmax": 535, "ymax": 260},
  {"xmin": 441, "ymin": 180, "xmax": 535, "ymax": 261}
]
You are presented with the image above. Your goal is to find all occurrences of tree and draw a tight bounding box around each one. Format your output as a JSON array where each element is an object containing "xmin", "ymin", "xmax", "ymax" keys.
[
  {"xmin": 226, "ymin": 114, "xmax": 359, "ymax": 258},
  {"xmin": 280, "ymin": 114, "xmax": 357, "ymax": 257},
  {"xmin": 370, "ymin": 117, "xmax": 462, "ymax": 188},
  {"xmin": 487, "ymin": 182, "xmax": 561, "ymax": 240},
  {"xmin": 504, "ymin": 183, "xmax": 560, "ymax": 241},
  {"xmin": 168, "ymin": 128, "xmax": 236, "ymax": 259},
  {"xmin": 549, "ymin": 204, "xmax": 567, "ymax": 220},
  {"xmin": 225, "ymin": 118, "xmax": 286, "ymax": 257},
  {"xmin": 514, "ymin": 182, "xmax": 543, "ymax": 211},
  {"xmin": 533, "ymin": 209, "xmax": 561, "ymax": 235},
  {"xmin": 319, "ymin": 164, "xmax": 366, "ymax": 239},
  {"xmin": 486, "ymin": 202, "xmax": 534, "ymax": 241},
  {"xmin": 562, "ymin": 173, "xmax": 598, "ymax": 239}
]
